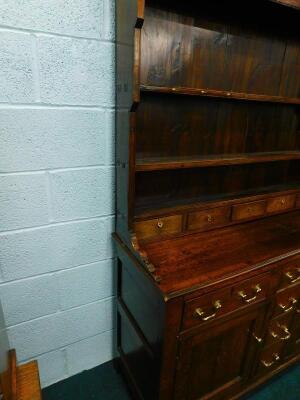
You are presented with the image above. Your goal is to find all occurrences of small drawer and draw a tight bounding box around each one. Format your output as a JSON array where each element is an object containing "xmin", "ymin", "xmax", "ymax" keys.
[
  {"xmin": 232, "ymin": 273, "xmax": 271, "ymax": 308},
  {"xmin": 273, "ymin": 283, "xmax": 300, "ymax": 317},
  {"xmin": 279, "ymin": 259, "xmax": 300, "ymax": 289},
  {"xmin": 187, "ymin": 206, "xmax": 231, "ymax": 231},
  {"xmin": 266, "ymin": 194, "xmax": 296, "ymax": 214},
  {"xmin": 134, "ymin": 215, "xmax": 182, "ymax": 240},
  {"xmin": 264, "ymin": 313, "xmax": 294, "ymax": 347},
  {"xmin": 232, "ymin": 200, "xmax": 266, "ymax": 221},
  {"xmin": 257, "ymin": 341, "xmax": 285, "ymax": 375},
  {"xmin": 182, "ymin": 288, "xmax": 231, "ymax": 331}
]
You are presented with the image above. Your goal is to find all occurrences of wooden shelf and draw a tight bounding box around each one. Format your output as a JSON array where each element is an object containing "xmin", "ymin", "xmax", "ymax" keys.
[
  {"xmin": 140, "ymin": 85, "xmax": 300, "ymax": 105},
  {"xmin": 269, "ymin": 0, "xmax": 300, "ymax": 10},
  {"xmin": 135, "ymin": 185, "xmax": 300, "ymax": 218},
  {"xmin": 136, "ymin": 152, "xmax": 300, "ymax": 172}
]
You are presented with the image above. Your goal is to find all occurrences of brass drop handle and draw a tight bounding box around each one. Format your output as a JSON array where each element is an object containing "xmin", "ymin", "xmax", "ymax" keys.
[
  {"xmin": 279, "ymin": 297, "xmax": 297, "ymax": 313},
  {"xmin": 238, "ymin": 284, "xmax": 262, "ymax": 303},
  {"xmin": 270, "ymin": 324, "xmax": 291, "ymax": 341},
  {"xmin": 261, "ymin": 353, "xmax": 280, "ymax": 368},
  {"xmin": 157, "ymin": 220, "xmax": 164, "ymax": 229},
  {"xmin": 253, "ymin": 333, "xmax": 263, "ymax": 344},
  {"xmin": 195, "ymin": 300, "xmax": 222, "ymax": 321},
  {"xmin": 285, "ymin": 269, "xmax": 300, "ymax": 284}
]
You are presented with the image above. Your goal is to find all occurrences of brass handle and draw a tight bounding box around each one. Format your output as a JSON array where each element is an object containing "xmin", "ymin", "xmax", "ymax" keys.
[
  {"xmin": 207, "ymin": 214, "xmax": 213, "ymax": 223},
  {"xmin": 279, "ymin": 297, "xmax": 297, "ymax": 313},
  {"xmin": 270, "ymin": 324, "xmax": 291, "ymax": 341},
  {"xmin": 285, "ymin": 269, "xmax": 300, "ymax": 284},
  {"xmin": 281, "ymin": 199, "xmax": 286, "ymax": 205},
  {"xmin": 253, "ymin": 333, "xmax": 263, "ymax": 344},
  {"xmin": 238, "ymin": 284, "xmax": 262, "ymax": 303},
  {"xmin": 261, "ymin": 353, "xmax": 280, "ymax": 368},
  {"xmin": 157, "ymin": 220, "xmax": 164, "ymax": 229},
  {"xmin": 194, "ymin": 300, "xmax": 222, "ymax": 322}
]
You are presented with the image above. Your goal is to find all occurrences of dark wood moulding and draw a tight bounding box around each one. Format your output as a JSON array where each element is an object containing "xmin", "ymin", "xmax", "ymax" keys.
[
  {"xmin": 140, "ymin": 85, "xmax": 300, "ymax": 106},
  {"xmin": 136, "ymin": 152, "xmax": 300, "ymax": 172}
]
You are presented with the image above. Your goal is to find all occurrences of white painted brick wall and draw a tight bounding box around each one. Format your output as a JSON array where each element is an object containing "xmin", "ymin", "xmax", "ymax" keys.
[{"xmin": 0, "ymin": 0, "xmax": 116, "ymax": 388}]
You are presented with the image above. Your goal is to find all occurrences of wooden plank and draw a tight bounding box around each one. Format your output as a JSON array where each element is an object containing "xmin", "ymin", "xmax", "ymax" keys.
[
  {"xmin": 17, "ymin": 361, "xmax": 41, "ymax": 400},
  {"xmin": 136, "ymin": 152, "xmax": 300, "ymax": 171},
  {"xmin": 0, "ymin": 350, "xmax": 17, "ymax": 400},
  {"xmin": 140, "ymin": 85, "xmax": 300, "ymax": 105}
]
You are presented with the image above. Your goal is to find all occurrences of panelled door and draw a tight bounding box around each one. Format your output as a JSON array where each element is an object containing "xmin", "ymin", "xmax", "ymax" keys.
[{"xmin": 174, "ymin": 306, "xmax": 267, "ymax": 400}]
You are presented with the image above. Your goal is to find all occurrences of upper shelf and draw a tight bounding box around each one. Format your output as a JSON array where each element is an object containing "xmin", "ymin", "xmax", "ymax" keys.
[
  {"xmin": 140, "ymin": 85, "xmax": 300, "ymax": 106},
  {"xmin": 136, "ymin": 152, "xmax": 300, "ymax": 172},
  {"xmin": 269, "ymin": 0, "xmax": 300, "ymax": 10}
]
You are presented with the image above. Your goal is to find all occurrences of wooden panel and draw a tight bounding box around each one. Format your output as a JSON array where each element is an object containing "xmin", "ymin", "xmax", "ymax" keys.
[
  {"xmin": 136, "ymin": 94, "xmax": 300, "ymax": 160},
  {"xmin": 182, "ymin": 288, "xmax": 231, "ymax": 331},
  {"xmin": 232, "ymin": 200, "xmax": 266, "ymax": 221},
  {"xmin": 141, "ymin": 1, "xmax": 299, "ymax": 97},
  {"xmin": 134, "ymin": 215, "xmax": 182, "ymax": 240},
  {"xmin": 187, "ymin": 206, "xmax": 231, "ymax": 232},
  {"xmin": 175, "ymin": 307, "xmax": 266, "ymax": 400},
  {"xmin": 266, "ymin": 194, "xmax": 296, "ymax": 213}
]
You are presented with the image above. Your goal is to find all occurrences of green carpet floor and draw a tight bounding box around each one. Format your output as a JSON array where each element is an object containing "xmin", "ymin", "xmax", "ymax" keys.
[{"xmin": 43, "ymin": 360, "xmax": 300, "ymax": 400}]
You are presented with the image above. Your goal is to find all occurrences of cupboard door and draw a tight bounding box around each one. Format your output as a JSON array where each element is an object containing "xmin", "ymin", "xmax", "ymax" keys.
[{"xmin": 174, "ymin": 307, "xmax": 266, "ymax": 400}]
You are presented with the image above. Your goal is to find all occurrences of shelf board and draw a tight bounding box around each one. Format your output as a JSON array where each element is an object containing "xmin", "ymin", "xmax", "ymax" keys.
[
  {"xmin": 269, "ymin": 0, "xmax": 300, "ymax": 10},
  {"xmin": 134, "ymin": 185, "xmax": 300, "ymax": 219},
  {"xmin": 136, "ymin": 152, "xmax": 300, "ymax": 172},
  {"xmin": 140, "ymin": 85, "xmax": 300, "ymax": 105}
]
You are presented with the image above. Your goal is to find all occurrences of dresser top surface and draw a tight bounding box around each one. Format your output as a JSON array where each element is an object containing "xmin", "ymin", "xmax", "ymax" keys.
[{"xmin": 142, "ymin": 211, "xmax": 300, "ymax": 296}]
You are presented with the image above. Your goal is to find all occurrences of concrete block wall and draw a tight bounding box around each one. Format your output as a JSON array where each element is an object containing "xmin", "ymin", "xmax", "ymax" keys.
[{"xmin": 0, "ymin": 0, "xmax": 116, "ymax": 388}]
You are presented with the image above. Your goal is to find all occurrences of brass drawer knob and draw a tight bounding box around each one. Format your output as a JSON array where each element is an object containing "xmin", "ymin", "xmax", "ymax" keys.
[
  {"xmin": 194, "ymin": 300, "xmax": 222, "ymax": 322},
  {"xmin": 238, "ymin": 284, "xmax": 262, "ymax": 303},
  {"xmin": 270, "ymin": 324, "xmax": 291, "ymax": 341},
  {"xmin": 157, "ymin": 220, "xmax": 164, "ymax": 229},
  {"xmin": 285, "ymin": 269, "xmax": 300, "ymax": 284},
  {"xmin": 279, "ymin": 297, "xmax": 297, "ymax": 313},
  {"xmin": 261, "ymin": 353, "xmax": 280, "ymax": 368}
]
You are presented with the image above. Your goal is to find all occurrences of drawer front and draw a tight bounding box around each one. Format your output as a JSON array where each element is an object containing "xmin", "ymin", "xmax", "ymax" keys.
[
  {"xmin": 232, "ymin": 200, "xmax": 266, "ymax": 221},
  {"xmin": 257, "ymin": 341, "xmax": 285, "ymax": 375},
  {"xmin": 264, "ymin": 313, "xmax": 294, "ymax": 347},
  {"xmin": 266, "ymin": 195, "xmax": 296, "ymax": 214},
  {"xmin": 187, "ymin": 206, "xmax": 231, "ymax": 231},
  {"xmin": 183, "ymin": 288, "xmax": 231, "ymax": 330},
  {"xmin": 279, "ymin": 259, "xmax": 300, "ymax": 289},
  {"xmin": 232, "ymin": 273, "xmax": 271, "ymax": 308},
  {"xmin": 273, "ymin": 283, "xmax": 300, "ymax": 317},
  {"xmin": 134, "ymin": 215, "xmax": 182, "ymax": 240}
]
